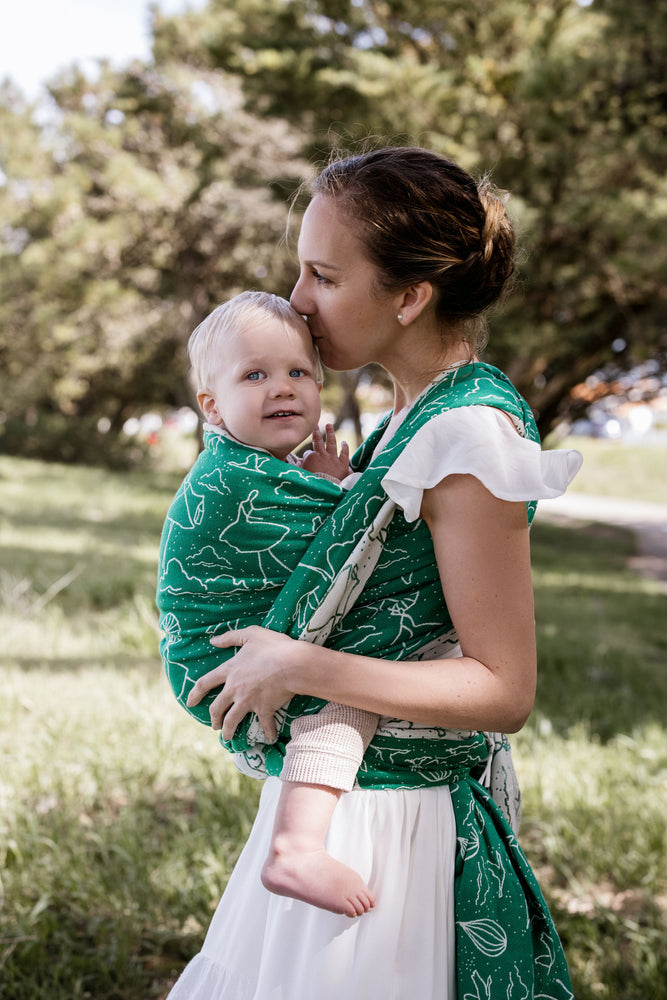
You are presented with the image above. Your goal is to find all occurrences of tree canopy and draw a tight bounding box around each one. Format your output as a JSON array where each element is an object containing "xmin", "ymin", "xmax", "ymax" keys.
[{"xmin": 1, "ymin": 0, "xmax": 665, "ymax": 462}]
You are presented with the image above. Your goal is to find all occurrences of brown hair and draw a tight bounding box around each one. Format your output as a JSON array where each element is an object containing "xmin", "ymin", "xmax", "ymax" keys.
[{"xmin": 310, "ymin": 147, "xmax": 516, "ymax": 348}]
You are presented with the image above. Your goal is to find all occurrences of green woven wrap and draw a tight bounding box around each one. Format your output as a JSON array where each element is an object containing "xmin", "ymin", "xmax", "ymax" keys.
[
  {"xmin": 157, "ymin": 433, "xmax": 342, "ymax": 721},
  {"xmin": 157, "ymin": 361, "xmax": 573, "ymax": 998}
]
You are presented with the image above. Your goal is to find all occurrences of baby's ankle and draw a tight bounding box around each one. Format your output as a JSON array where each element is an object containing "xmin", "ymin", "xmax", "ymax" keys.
[{"xmin": 269, "ymin": 830, "xmax": 324, "ymax": 859}]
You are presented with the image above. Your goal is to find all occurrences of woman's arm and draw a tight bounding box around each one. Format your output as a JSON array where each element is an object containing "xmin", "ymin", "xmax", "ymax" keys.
[{"xmin": 191, "ymin": 473, "xmax": 537, "ymax": 742}]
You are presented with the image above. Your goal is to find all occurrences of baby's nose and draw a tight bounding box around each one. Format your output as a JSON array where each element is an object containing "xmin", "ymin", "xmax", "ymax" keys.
[{"xmin": 271, "ymin": 377, "xmax": 295, "ymax": 396}]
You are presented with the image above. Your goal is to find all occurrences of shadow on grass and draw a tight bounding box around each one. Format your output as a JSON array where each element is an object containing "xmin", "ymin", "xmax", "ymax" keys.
[
  {"xmin": 6, "ymin": 505, "xmax": 172, "ymax": 541},
  {"xmin": 7, "ymin": 654, "xmax": 162, "ymax": 673},
  {"xmin": 2, "ymin": 542, "xmax": 159, "ymax": 613},
  {"xmin": 530, "ymin": 521, "xmax": 667, "ymax": 740},
  {"xmin": 1, "ymin": 767, "xmax": 262, "ymax": 1000}
]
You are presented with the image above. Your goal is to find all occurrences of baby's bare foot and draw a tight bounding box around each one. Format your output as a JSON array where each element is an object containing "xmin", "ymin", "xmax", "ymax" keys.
[{"xmin": 261, "ymin": 844, "xmax": 375, "ymax": 918}]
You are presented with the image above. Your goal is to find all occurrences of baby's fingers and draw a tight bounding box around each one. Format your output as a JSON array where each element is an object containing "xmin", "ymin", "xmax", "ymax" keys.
[
  {"xmin": 310, "ymin": 426, "xmax": 325, "ymax": 453},
  {"xmin": 323, "ymin": 423, "xmax": 338, "ymax": 455}
]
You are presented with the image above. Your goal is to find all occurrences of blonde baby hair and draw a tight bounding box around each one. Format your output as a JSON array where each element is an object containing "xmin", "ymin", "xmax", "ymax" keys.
[{"xmin": 188, "ymin": 291, "xmax": 321, "ymax": 392}]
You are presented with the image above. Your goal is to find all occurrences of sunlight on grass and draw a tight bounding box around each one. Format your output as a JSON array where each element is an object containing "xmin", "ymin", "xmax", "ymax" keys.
[
  {"xmin": 0, "ymin": 453, "xmax": 665, "ymax": 999},
  {"xmin": 551, "ymin": 436, "xmax": 667, "ymax": 504},
  {"xmin": 515, "ymin": 723, "xmax": 667, "ymax": 999},
  {"xmin": 0, "ymin": 661, "xmax": 260, "ymax": 999}
]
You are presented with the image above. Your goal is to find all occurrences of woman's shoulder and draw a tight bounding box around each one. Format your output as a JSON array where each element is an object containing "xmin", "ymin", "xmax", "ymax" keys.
[
  {"xmin": 419, "ymin": 361, "xmax": 539, "ymax": 441},
  {"xmin": 382, "ymin": 405, "xmax": 582, "ymax": 523}
]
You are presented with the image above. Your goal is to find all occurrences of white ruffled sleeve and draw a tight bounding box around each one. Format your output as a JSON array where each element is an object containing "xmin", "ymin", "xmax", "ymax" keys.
[{"xmin": 381, "ymin": 406, "xmax": 583, "ymax": 523}]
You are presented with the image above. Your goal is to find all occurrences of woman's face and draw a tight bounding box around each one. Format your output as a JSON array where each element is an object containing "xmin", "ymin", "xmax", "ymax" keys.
[{"xmin": 290, "ymin": 195, "xmax": 401, "ymax": 372}]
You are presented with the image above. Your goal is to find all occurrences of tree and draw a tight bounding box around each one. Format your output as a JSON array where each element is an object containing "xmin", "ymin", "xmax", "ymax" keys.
[
  {"xmin": 1, "ymin": 0, "xmax": 665, "ymax": 463},
  {"xmin": 155, "ymin": 0, "xmax": 666, "ymax": 429},
  {"xmin": 0, "ymin": 56, "xmax": 309, "ymax": 462}
]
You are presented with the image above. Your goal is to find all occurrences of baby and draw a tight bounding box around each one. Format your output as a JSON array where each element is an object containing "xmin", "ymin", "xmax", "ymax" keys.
[{"xmin": 157, "ymin": 292, "xmax": 378, "ymax": 917}]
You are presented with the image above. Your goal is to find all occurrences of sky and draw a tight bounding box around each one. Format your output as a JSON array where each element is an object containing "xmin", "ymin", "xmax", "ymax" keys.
[
  {"xmin": 2, "ymin": 0, "xmax": 598, "ymax": 100},
  {"xmin": 0, "ymin": 0, "xmax": 207, "ymax": 100}
]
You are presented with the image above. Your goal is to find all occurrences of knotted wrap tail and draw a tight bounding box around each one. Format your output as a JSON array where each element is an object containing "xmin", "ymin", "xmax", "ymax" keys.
[{"xmin": 452, "ymin": 779, "xmax": 573, "ymax": 999}]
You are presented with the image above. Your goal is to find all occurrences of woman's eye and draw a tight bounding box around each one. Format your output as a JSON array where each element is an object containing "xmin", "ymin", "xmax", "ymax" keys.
[{"xmin": 312, "ymin": 268, "xmax": 332, "ymax": 285}]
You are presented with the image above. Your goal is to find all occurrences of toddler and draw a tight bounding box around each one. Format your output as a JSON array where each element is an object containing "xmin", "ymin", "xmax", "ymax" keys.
[{"xmin": 157, "ymin": 291, "xmax": 378, "ymax": 917}]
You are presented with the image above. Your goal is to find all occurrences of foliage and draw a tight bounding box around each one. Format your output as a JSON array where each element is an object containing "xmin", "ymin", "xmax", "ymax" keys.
[
  {"xmin": 0, "ymin": 60, "xmax": 309, "ymax": 464},
  {"xmin": 0, "ymin": 453, "xmax": 665, "ymax": 997},
  {"xmin": 1, "ymin": 0, "xmax": 666, "ymax": 462},
  {"xmin": 151, "ymin": 0, "xmax": 667, "ymax": 427}
]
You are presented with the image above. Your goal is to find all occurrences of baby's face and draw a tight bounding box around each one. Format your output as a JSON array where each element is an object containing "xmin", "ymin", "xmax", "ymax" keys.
[{"xmin": 200, "ymin": 317, "xmax": 322, "ymax": 461}]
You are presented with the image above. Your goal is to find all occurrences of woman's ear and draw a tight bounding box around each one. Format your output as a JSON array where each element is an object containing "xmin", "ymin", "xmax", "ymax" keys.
[
  {"xmin": 397, "ymin": 281, "xmax": 433, "ymax": 325},
  {"xmin": 197, "ymin": 391, "xmax": 224, "ymax": 425}
]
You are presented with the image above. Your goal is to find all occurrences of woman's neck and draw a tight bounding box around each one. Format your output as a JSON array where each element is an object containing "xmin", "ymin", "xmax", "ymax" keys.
[{"xmin": 387, "ymin": 337, "xmax": 474, "ymax": 412}]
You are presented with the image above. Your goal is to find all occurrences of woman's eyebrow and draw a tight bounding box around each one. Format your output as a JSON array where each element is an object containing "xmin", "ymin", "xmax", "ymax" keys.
[{"xmin": 304, "ymin": 258, "xmax": 342, "ymax": 271}]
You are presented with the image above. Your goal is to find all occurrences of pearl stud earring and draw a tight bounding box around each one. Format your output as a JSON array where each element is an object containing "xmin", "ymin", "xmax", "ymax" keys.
[{"xmin": 397, "ymin": 313, "xmax": 403, "ymax": 321}]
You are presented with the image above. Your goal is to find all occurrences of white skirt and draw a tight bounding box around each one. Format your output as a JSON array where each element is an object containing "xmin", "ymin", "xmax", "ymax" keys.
[{"xmin": 167, "ymin": 777, "xmax": 457, "ymax": 1000}]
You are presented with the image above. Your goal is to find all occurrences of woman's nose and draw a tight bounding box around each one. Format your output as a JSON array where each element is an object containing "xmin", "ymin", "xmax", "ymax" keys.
[{"xmin": 289, "ymin": 274, "xmax": 310, "ymax": 317}]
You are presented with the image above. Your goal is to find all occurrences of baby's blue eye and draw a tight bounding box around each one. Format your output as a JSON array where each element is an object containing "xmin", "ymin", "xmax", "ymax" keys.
[
  {"xmin": 246, "ymin": 371, "xmax": 264, "ymax": 381},
  {"xmin": 290, "ymin": 368, "xmax": 305, "ymax": 378}
]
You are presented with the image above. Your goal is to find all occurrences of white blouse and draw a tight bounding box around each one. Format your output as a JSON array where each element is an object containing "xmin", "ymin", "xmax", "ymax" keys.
[{"xmin": 343, "ymin": 405, "xmax": 582, "ymax": 521}]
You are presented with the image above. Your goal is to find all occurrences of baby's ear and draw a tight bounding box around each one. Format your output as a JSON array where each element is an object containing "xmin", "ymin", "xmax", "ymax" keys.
[{"xmin": 197, "ymin": 391, "xmax": 223, "ymax": 425}]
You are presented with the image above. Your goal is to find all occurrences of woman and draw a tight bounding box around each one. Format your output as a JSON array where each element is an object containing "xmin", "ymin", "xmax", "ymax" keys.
[{"xmin": 166, "ymin": 147, "xmax": 581, "ymax": 999}]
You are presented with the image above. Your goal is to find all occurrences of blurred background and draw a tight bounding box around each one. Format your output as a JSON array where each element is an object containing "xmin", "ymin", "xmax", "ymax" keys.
[
  {"xmin": 1, "ymin": 0, "xmax": 666, "ymax": 466},
  {"xmin": 1, "ymin": 2, "xmax": 665, "ymax": 999}
]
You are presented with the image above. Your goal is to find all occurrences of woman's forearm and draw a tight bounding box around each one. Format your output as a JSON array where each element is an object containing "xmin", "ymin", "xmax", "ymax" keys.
[{"xmin": 287, "ymin": 642, "xmax": 534, "ymax": 734}]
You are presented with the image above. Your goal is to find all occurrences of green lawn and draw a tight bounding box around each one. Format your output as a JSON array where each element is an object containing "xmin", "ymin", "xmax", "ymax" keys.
[
  {"xmin": 550, "ymin": 434, "xmax": 667, "ymax": 504},
  {"xmin": 0, "ymin": 449, "xmax": 665, "ymax": 999}
]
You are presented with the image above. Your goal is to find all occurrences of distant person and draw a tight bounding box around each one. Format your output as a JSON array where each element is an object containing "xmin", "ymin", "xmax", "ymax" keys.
[{"xmin": 157, "ymin": 291, "xmax": 379, "ymax": 918}]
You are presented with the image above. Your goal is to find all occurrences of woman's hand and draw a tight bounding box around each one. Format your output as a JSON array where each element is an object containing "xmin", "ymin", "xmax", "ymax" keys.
[{"xmin": 186, "ymin": 626, "xmax": 302, "ymax": 743}]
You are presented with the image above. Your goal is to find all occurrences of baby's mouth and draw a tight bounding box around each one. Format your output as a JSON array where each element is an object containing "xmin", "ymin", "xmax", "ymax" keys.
[{"xmin": 266, "ymin": 410, "xmax": 299, "ymax": 419}]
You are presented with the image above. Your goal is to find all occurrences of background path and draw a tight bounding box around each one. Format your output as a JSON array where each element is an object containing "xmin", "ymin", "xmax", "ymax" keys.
[{"xmin": 535, "ymin": 492, "xmax": 667, "ymax": 591}]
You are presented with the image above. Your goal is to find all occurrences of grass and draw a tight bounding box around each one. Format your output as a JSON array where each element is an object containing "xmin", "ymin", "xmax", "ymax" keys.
[
  {"xmin": 549, "ymin": 435, "xmax": 667, "ymax": 504},
  {"xmin": 517, "ymin": 518, "xmax": 667, "ymax": 998},
  {"xmin": 0, "ymin": 446, "xmax": 665, "ymax": 999}
]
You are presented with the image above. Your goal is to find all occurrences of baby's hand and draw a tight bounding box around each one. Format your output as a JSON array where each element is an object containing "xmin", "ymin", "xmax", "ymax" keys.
[{"xmin": 301, "ymin": 424, "xmax": 350, "ymax": 479}]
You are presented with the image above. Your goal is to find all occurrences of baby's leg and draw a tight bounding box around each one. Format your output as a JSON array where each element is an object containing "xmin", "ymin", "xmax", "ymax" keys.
[{"xmin": 261, "ymin": 781, "xmax": 375, "ymax": 917}]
